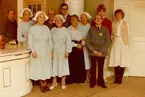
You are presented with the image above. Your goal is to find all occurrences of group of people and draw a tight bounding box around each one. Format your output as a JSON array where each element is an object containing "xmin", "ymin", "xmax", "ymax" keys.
[{"xmin": 0, "ymin": 3, "xmax": 130, "ymax": 93}]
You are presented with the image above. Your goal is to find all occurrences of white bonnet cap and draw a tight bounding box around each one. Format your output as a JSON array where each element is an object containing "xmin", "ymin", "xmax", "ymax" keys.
[
  {"xmin": 33, "ymin": 11, "xmax": 48, "ymax": 21},
  {"xmin": 53, "ymin": 15, "xmax": 65, "ymax": 23},
  {"xmin": 19, "ymin": 8, "xmax": 33, "ymax": 18},
  {"xmin": 81, "ymin": 12, "xmax": 91, "ymax": 19}
]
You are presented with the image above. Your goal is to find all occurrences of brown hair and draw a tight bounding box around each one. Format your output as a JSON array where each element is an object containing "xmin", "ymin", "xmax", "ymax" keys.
[
  {"xmin": 71, "ymin": 14, "xmax": 79, "ymax": 21},
  {"xmin": 97, "ymin": 4, "xmax": 106, "ymax": 12},
  {"xmin": 114, "ymin": 9, "xmax": 125, "ymax": 18},
  {"xmin": 60, "ymin": 3, "xmax": 68, "ymax": 9},
  {"xmin": 7, "ymin": 9, "xmax": 15, "ymax": 14}
]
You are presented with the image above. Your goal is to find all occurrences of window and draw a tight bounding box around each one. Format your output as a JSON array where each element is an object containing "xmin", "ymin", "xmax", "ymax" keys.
[{"xmin": 25, "ymin": 2, "xmax": 43, "ymax": 16}]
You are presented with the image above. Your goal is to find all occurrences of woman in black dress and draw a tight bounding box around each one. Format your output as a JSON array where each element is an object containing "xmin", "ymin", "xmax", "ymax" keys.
[{"xmin": 66, "ymin": 15, "xmax": 86, "ymax": 84}]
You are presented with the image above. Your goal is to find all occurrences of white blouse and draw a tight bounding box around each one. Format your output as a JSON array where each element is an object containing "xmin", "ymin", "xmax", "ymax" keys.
[
  {"xmin": 68, "ymin": 26, "xmax": 83, "ymax": 41},
  {"xmin": 17, "ymin": 20, "xmax": 34, "ymax": 42},
  {"xmin": 116, "ymin": 19, "xmax": 123, "ymax": 37},
  {"xmin": 79, "ymin": 22, "xmax": 90, "ymax": 38},
  {"xmin": 68, "ymin": 26, "xmax": 84, "ymax": 47}
]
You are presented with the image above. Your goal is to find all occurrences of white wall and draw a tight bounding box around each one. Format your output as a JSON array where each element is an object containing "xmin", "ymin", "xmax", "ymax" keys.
[{"xmin": 115, "ymin": 0, "xmax": 145, "ymax": 77}]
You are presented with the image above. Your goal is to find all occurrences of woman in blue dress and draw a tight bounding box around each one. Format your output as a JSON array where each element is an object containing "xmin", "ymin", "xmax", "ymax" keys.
[
  {"xmin": 79, "ymin": 12, "xmax": 91, "ymax": 82},
  {"xmin": 28, "ymin": 11, "xmax": 52, "ymax": 93},
  {"xmin": 17, "ymin": 8, "xmax": 34, "ymax": 48},
  {"xmin": 50, "ymin": 15, "xmax": 72, "ymax": 90}
]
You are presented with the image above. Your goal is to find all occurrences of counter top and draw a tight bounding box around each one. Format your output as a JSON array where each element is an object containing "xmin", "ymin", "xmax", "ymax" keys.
[{"xmin": 0, "ymin": 44, "xmax": 31, "ymax": 57}]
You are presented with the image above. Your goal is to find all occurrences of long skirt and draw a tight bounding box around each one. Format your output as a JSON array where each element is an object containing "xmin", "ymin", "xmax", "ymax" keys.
[
  {"xmin": 29, "ymin": 46, "xmax": 52, "ymax": 81},
  {"xmin": 66, "ymin": 47, "xmax": 86, "ymax": 84},
  {"xmin": 52, "ymin": 49, "xmax": 70, "ymax": 77}
]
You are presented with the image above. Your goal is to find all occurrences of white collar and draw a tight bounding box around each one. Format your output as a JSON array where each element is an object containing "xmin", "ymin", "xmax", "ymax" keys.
[{"xmin": 64, "ymin": 14, "xmax": 68, "ymax": 19}]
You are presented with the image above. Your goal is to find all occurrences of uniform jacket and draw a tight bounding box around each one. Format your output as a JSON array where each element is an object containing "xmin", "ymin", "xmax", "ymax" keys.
[{"xmin": 86, "ymin": 26, "xmax": 110, "ymax": 56}]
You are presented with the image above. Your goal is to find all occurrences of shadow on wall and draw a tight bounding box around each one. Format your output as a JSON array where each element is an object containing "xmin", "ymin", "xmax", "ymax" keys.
[
  {"xmin": 85, "ymin": 0, "xmax": 114, "ymax": 20},
  {"xmin": 0, "ymin": 0, "xmax": 17, "ymax": 26},
  {"xmin": 0, "ymin": 0, "xmax": 17, "ymax": 33}
]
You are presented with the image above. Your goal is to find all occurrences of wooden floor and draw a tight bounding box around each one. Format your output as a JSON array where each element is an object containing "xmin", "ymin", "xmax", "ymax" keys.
[{"xmin": 24, "ymin": 77, "xmax": 145, "ymax": 97}]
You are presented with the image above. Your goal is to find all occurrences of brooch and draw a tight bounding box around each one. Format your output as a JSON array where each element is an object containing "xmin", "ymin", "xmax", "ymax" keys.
[{"xmin": 99, "ymin": 32, "xmax": 103, "ymax": 36}]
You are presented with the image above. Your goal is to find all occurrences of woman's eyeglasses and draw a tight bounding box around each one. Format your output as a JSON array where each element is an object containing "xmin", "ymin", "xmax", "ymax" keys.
[
  {"xmin": 61, "ymin": 8, "xmax": 68, "ymax": 10},
  {"xmin": 95, "ymin": 18, "xmax": 102, "ymax": 20}
]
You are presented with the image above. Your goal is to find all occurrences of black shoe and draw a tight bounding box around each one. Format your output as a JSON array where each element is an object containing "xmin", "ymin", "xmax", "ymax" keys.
[
  {"xmin": 89, "ymin": 84, "xmax": 96, "ymax": 88},
  {"xmin": 114, "ymin": 81, "xmax": 118, "ymax": 84},
  {"xmin": 114, "ymin": 81, "xmax": 121, "ymax": 84},
  {"xmin": 114, "ymin": 80, "xmax": 119, "ymax": 84},
  {"xmin": 97, "ymin": 84, "xmax": 107, "ymax": 88}
]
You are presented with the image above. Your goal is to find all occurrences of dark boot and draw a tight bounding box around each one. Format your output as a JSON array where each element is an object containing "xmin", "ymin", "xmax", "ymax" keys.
[
  {"xmin": 118, "ymin": 67, "xmax": 125, "ymax": 84},
  {"xmin": 97, "ymin": 79, "xmax": 107, "ymax": 88},
  {"xmin": 114, "ymin": 66, "xmax": 120, "ymax": 84}
]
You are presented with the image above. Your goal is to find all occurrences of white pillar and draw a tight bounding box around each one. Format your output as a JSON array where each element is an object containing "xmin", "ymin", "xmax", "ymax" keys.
[
  {"xmin": 17, "ymin": 0, "xmax": 23, "ymax": 23},
  {"xmin": 64, "ymin": 0, "xmax": 84, "ymax": 17}
]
